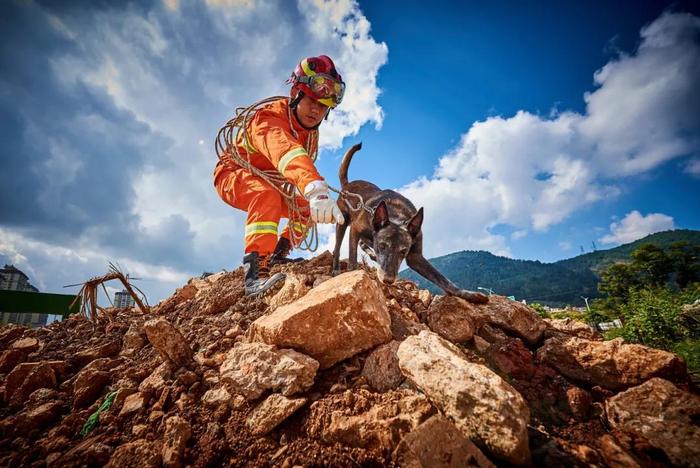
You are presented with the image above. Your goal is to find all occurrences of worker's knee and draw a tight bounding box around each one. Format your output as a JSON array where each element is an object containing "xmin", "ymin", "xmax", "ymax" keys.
[{"xmin": 250, "ymin": 187, "xmax": 283, "ymax": 208}]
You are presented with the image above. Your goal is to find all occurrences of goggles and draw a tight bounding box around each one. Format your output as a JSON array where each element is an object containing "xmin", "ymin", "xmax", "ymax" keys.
[{"xmin": 296, "ymin": 73, "xmax": 345, "ymax": 106}]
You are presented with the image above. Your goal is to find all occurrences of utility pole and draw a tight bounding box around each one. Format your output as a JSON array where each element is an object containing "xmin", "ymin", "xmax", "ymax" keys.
[
  {"xmin": 582, "ymin": 296, "xmax": 598, "ymax": 331},
  {"xmin": 581, "ymin": 296, "xmax": 591, "ymax": 312}
]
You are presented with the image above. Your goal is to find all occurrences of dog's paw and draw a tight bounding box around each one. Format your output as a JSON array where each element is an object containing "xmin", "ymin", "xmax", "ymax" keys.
[{"xmin": 456, "ymin": 289, "xmax": 489, "ymax": 304}]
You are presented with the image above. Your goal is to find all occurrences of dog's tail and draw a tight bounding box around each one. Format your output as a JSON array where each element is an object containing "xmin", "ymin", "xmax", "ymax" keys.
[{"xmin": 339, "ymin": 142, "xmax": 362, "ymax": 188}]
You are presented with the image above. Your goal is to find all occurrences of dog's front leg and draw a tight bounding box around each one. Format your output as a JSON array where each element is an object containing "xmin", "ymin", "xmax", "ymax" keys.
[
  {"xmin": 332, "ymin": 221, "xmax": 348, "ymax": 276},
  {"xmin": 406, "ymin": 251, "xmax": 488, "ymax": 304},
  {"xmin": 348, "ymin": 228, "xmax": 359, "ymax": 270}
]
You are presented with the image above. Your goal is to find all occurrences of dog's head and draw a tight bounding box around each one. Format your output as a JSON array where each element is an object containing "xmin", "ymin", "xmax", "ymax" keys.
[{"xmin": 371, "ymin": 201, "xmax": 423, "ymax": 284}]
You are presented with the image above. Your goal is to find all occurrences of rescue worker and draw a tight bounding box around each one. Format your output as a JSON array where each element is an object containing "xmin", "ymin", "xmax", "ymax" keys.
[{"xmin": 214, "ymin": 55, "xmax": 345, "ymax": 296}]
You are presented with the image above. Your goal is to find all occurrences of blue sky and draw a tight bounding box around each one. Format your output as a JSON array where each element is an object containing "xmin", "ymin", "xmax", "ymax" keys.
[{"xmin": 1, "ymin": 0, "xmax": 699, "ymax": 303}]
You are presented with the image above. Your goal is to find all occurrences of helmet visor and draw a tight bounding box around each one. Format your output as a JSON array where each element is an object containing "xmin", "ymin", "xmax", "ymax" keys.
[{"xmin": 302, "ymin": 74, "xmax": 345, "ymax": 106}]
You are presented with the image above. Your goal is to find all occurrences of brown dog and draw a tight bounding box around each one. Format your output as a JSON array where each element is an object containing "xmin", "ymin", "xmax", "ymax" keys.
[{"xmin": 332, "ymin": 143, "xmax": 488, "ymax": 304}]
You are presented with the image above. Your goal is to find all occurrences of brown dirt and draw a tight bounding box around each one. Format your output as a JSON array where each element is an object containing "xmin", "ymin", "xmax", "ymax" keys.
[{"xmin": 0, "ymin": 253, "xmax": 695, "ymax": 467}]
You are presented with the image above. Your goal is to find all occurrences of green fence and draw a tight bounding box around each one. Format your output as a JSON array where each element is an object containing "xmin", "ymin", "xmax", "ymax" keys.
[{"xmin": 0, "ymin": 290, "xmax": 81, "ymax": 318}]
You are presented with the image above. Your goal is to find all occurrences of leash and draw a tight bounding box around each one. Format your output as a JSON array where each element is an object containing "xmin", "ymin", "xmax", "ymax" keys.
[{"xmin": 215, "ymin": 96, "xmax": 373, "ymax": 252}]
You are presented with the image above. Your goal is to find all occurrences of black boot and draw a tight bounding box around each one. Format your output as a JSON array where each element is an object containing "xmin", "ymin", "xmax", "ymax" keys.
[
  {"xmin": 243, "ymin": 252, "xmax": 286, "ymax": 297},
  {"xmin": 269, "ymin": 237, "xmax": 303, "ymax": 265}
]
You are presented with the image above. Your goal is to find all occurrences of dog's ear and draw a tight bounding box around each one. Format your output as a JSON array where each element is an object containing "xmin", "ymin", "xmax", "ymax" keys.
[
  {"xmin": 406, "ymin": 207, "xmax": 424, "ymax": 237},
  {"xmin": 372, "ymin": 201, "xmax": 390, "ymax": 231}
]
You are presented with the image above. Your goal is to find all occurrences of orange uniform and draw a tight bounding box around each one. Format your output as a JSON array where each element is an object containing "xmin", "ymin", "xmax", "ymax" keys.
[{"xmin": 213, "ymin": 98, "xmax": 324, "ymax": 255}]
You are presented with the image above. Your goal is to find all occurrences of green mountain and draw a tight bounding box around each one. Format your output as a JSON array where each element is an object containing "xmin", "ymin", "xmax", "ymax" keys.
[{"xmin": 400, "ymin": 229, "xmax": 700, "ymax": 307}]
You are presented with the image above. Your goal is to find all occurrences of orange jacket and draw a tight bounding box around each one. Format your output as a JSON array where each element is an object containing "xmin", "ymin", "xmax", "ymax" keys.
[{"xmin": 214, "ymin": 98, "xmax": 323, "ymax": 194}]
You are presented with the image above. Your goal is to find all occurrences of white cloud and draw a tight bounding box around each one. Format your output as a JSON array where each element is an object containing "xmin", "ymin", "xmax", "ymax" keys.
[
  {"xmin": 684, "ymin": 158, "xmax": 700, "ymax": 177},
  {"xmin": 2, "ymin": 0, "xmax": 387, "ymax": 303},
  {"xmin": 558, "ymin": 241, "xmax": 572, "ymax": 251},
  {"xmin": 511, "ymin": 230, "xmax": 528, "ymax": 240},
  {"xmin": 599, "ymin": 210, "xmax": 675, "ymax": 245},
  {"xmin": 398, "ymin": 11, "xmax": 699, "ymax": 259},
  {"xmin": 0, "ymin": 228, "xmax": 189, "ymax": 305}
]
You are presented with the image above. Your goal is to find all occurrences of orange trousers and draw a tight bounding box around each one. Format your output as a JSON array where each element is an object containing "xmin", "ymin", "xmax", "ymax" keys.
[{"xmin": 214, "ymin": 165, "xmax": 311, "ymax": 256}]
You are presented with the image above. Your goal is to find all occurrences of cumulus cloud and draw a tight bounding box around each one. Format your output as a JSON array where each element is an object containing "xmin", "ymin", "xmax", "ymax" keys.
[
  {"xmin": 0, "ymin": 0, "xmax": 386, "ymax": 303},
  {"xmin": 684, "ymin": 157, "xmax": 700, "ymax": 177},
  {"xmin": 399, "ymin": 11, "xmax": 699, "ymax": 259},
  {"xmin": 599, "ymin": 210, "xmax": 675, "ymax": 245}
]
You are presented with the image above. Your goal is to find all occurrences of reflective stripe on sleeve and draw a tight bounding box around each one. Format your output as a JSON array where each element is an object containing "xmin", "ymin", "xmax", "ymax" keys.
[
  {"xmin": 236, "ymin": 127, "xmax": 258, "ymax": 154},
  {"xmin": 278, "ymin": 147, "xmax": 309, "ymax": 174}
]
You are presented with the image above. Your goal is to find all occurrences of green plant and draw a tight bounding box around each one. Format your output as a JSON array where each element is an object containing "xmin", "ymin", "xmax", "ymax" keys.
[
  {"xmin": 672, "ymin": 339, "xmax": 700, "ymax": 375},
  {"xmin": 617, "ymin": 286, "xmax": 700, "ymax": 350},
  {"xmin": 603, "ymin": 328, "xmax": 625, "ymax": 340},
  {"xmin": 530, "ymin": 302, "xmax": 549, "ymax": 318}
]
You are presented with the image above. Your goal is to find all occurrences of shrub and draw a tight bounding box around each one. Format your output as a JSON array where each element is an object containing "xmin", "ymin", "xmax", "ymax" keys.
[
  {"xmin": 618, "ymin": 286, "xmax": 700, "ymax": 350},
  {"xmin": 672, "ymin": 339, "xmax": 700, "ymax": 375},
  {"xmin": 530, "ymin": 302, "xmax": 549, "ymax": 318}
]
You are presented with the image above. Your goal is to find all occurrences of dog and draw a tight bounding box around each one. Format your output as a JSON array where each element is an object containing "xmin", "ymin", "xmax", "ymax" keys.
[{"xmin": 332, "ymin": 143, "xmax": 488, "ymax": 304}]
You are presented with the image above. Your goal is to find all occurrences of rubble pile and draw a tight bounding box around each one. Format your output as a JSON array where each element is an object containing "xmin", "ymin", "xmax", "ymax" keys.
[{"xmin": 1, "ymin": 252, "xmax": 698, "ymax": 467}]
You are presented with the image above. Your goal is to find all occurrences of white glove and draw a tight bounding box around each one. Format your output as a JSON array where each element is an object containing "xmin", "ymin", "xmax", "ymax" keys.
[{"xmin": 304, "ymin": 180, "xmax": 345, "ymax": 224}]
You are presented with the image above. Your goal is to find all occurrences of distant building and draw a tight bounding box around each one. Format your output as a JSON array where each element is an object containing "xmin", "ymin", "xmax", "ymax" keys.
[
  {"xmin": 114, "ymin": 290, "xmax": 136, "ymax": 308},
  {"xmin": 0, "ymin": 265, "xmax": 47, "ymax": 327},
  {"xmin": 0, "ymin": 264, "xmax": 39, "ymax": 292},
  {"xmin": 0, "ymin": 311, "xmax": 48, "ymax": 328}
]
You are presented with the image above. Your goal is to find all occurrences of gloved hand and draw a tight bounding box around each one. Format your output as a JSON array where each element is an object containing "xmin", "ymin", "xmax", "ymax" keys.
[{"xmin": 304, "ymin": 180, "xmax": 345, "ymax": 224}]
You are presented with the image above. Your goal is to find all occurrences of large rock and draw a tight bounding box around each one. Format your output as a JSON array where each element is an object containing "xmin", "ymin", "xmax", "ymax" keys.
[
  {"xmin": 483, "ymin": 336, "xmax": 582, "ymax": 426},
  {"xmin": 597, "ymin": 435, "xmax": 641, "ymax": 468},
  {"xmin": 0, "ymin": 349, "xmax": 26, "ymax": 374},
  {"xmin": 537, "ymin": 337, "xmax": 686, "ymax": 390},
  {"xmin": 392, "ymin": 414, "xmax": 495, "ymax": 468},
  {"xmin": 432, "ymin": 295, "xmax": 546, "ymax": 345},
  {"xmin": 71, "ymin": 340, "xmax": 120, "ymax": 368},
  {"xmin": 10, "ymin": 337, "xmax": 40, "ymax": 353},
  {"xmin": 267, "ymin": 273, "xmax": 311, "ymax": 311},
  {"xmin": 121, "ymin": 322, "xmax": 147, "ymax": 354},
  {"xmin": 397, "ymin": 331, "xmax": 530, "ymax": 465},
  {"xmin": 0, "ymin": 326, "xmax": 25, "ymax": 349},
  {"xmin": 139, "ymin": 362, "xmax": 173, "ymax": 395},
  {"xmin": 6, "ymin": 362, "xmax": 57, "ymax": 407},
  {"xmin": 606, "ymin": 378, "xmax": 700, "ymax": 466},
  {"xmin": 202, "ymin": 387, "xmax": 231, "ymax": 408},
  {"xmin": 219, "ymin": 342, "xmax": 318, "ymax": 400},
  {"xmin": 427, "ymin": 296, "xmax": 476, "ymax": 343},
  {"xmin": 72, "ymin": 368, "xmax": 110, "ymax": 409},
  {"xmin": 544, "ymin": 318, "xmax": 602, "ymax": 341},
  {"xmin": 248, "ymin": 270, "xmax": 392, "ymax": 369},
  {"xmin": 16, "ymin": 401, "xmax": 63, "ymax": 436},
  {"xmin": 308, "ymin": 390, "xmax": 434, "ymax": 452},
  {"xmin": 478, "ymin": 296, "xmax": 547, "ymax": 344},
  {"xmin": 246, "ymin": 393, "xmax": 307, "ymax": 435},
  {"xmin": 162, "ymin": 416, "xmax": 191, "ymax": 468},
  {"xmin": 119, "ymin": 392, "xmax": 147, "ymax": 417},
  {"xmin": 143, "ymin": 318, "xmax": 193, "ymax": 367},
  {"xmin": 106, "ymin": 439, "xmax": 161, "ymax": 468},
  {"xmin": 362, "ymin": 340, "xmax": 404, "ymax": 392}
]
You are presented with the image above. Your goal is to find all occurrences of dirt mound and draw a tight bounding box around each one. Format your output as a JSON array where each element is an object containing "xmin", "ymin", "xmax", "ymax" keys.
[{"xmin": 1, "ymin": 252, "xmax": 697, "ymax": 467}]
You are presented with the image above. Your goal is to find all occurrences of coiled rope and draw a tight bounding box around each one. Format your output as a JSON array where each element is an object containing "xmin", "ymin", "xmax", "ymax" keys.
[{"xmin": 215, "ymin": 96, "xmax": 372, "ymax": 252}]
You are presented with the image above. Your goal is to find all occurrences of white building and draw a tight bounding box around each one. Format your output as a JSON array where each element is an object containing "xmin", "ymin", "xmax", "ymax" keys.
[{"xmin": 114, "ymin": 290, "xmax": 136, "ymax": 308}]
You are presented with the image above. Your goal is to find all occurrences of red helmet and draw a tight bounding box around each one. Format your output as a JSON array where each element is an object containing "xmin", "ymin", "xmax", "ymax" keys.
[{"xmin": 288, "ymin": 55, "xmax": 345, "ymax": 108}]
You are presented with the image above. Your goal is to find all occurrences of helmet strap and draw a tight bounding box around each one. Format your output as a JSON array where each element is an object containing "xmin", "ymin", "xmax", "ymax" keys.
[
  {"xmin": 290, "ymin": 89, "xmax": 304, "ymax": 110},
  {"xmin": 290, "ymin": 91, "xmax": 325, "ymax": 130}
]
